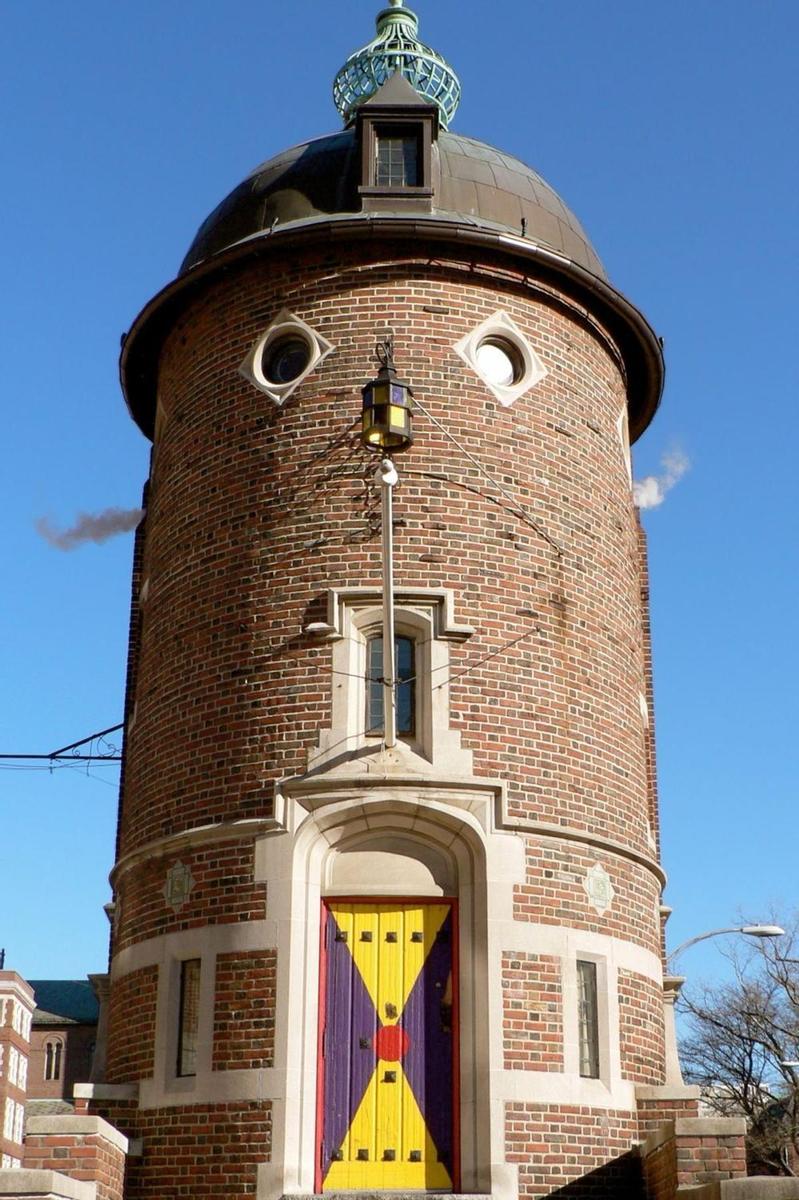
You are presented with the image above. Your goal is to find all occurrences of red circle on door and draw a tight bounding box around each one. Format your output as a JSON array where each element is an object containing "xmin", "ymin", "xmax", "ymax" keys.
[{"xmin": 375, "ymin": 1025, "xmax": 409, "ymax": 1061}]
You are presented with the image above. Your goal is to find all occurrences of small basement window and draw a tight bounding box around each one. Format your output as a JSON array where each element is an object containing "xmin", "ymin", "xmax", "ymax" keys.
[
  {"xmin": 375, "ymin": 132, "xmax": 420, "ymax": 188},
  {"xmin": 366, "ymin": 635, "xmax": 416, "ymax": 737}
]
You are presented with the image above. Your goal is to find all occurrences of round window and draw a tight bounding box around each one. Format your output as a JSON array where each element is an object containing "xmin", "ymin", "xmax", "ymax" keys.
[
  {"xmin": 261, "ymin": 334, "xmax": 312, "ymax": 385},
  {"xmin": 475, "ymin": 337, "xmax": 523, "ymax": 387}
]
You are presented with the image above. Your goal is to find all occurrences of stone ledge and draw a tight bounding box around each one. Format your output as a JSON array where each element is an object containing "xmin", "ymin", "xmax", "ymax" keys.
[
  {"xmin": 72, "ymin": 1083, "xmax": 137, "ymax": 1103},
  {"xmin": 642, "ymin": 1116, "xmax": 747, "ymax": 1157},
  {"xmin": 285, "ymin": 1195, "xmax": 491, "ymax": 1200},
  {"xmin": 675, "ymin": 1117, "xmax": 747, "ymax": 1138},
  {"xmin": 0, "ymin": 1168, "xmax": 96, "ymax": 1198},
  {"xmin": 24, "ymin": 1115, "xmax": 128, "ymax": 1154},
  {"xmin": 636, "ymin": 1084, "xmax": 701, "ymax": 1102}
]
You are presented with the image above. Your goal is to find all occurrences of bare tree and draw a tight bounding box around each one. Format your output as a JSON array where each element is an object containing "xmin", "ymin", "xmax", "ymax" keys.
[{"xmin": 679, "ymin": 916, "xmax": 799, "ymax": 1176}]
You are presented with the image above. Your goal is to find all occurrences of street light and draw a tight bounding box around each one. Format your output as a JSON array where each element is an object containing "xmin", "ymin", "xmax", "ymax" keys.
[
  {"xmin": 667, "ymin": 924, "xmax": 784, "ymax": 970},
  {"xmin": 661, "ymin": 923, "xmax": 785, "ymax": 1088}
]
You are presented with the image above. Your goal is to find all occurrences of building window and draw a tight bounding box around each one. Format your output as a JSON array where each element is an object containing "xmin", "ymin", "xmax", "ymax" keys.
[
  {"xmin": 375, "ymin": 132, "xmax": 419, "ymax": 187},
  {"xmin": 577, "ymin": 960, "xmax": 600, "ymax": 1078},
  {"xmin": 366, "ymin": 635, "xmax": 415, "ymax": 737},
  {"xmin": 177, "ymin": 959, "xmax": 201, "ymax": 1077},
  {"xmin": 44, "ymin": 1040, "xmax": 63, "ymax": 1081}
]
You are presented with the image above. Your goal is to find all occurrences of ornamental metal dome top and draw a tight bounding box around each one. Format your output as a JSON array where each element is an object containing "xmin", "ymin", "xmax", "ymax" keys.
[{"xmin": 333, "ymin": 0, "xmax": 461, "ymax": 129}]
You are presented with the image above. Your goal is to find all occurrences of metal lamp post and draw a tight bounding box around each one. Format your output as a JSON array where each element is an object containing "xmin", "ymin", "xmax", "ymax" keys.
[
  {"xmin": 667, "ymin": 923, "xmax": 784, "ymax": 970},
  {"xmin": 360, "ymin": 340, "xmax": 414, "ymax": 749}
]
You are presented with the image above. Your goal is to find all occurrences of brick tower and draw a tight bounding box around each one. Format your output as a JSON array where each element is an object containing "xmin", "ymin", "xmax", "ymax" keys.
[{"xmin": 87, "ymin": 4, "xmax": 698, "ymax": 1197}]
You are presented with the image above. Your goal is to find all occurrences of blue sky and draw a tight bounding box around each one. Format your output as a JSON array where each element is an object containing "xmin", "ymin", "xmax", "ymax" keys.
[{"xmin": 1, "ymin": 1, "xmax": 796, "ymax": 985}]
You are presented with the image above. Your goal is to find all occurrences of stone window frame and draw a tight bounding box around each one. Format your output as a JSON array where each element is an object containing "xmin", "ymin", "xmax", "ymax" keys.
[
  {"xmin": 307, "ymin": 587, "xmax": 473, "ymax": 770},
  {"xmin": 239, "ymin": 308, "xmax": 334, "ymax": 406},
  {"xmin": 567, "ymin": 950, "xmax": 611, "ymax": 1090},
  {"xmin": 453, "ymin": 310, "xmax": 547, "ymax": 408}
]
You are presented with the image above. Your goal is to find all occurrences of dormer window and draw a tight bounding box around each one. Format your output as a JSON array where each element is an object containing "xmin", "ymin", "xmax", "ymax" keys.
[{"xmin": 355, "ymin": 73, "xmax": 438, "ymax": 212}]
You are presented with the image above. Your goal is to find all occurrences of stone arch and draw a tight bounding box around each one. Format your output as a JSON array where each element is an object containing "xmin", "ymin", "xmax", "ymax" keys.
[{"xmin": 260, "ymin": 793, "xmax": 494, "ymax": 1196}]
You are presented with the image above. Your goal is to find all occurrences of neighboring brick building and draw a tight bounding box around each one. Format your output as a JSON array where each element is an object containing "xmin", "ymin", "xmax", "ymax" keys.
[{"xmin": 26, "ymin": 981, "xmax": 98, "ymax": 1109}]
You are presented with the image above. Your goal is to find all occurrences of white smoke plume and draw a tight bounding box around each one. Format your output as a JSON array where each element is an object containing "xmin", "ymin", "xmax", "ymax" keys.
[
  {"xmin": 633, "ymin": 448, "xmax": 690, "ymax": 510},
  {"xmin": 36, "ymin": 507, "xmax": 144, "ymax": 550}
]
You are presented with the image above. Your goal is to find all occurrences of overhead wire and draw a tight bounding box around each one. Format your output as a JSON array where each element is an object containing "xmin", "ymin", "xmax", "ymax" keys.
[{"xmin": 411, "ymin": 393, "xmax": 564, "ymax": 556}]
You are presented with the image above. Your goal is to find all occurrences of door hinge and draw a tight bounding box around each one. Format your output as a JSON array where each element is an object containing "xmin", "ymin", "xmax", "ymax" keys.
[{"xmin": 321, "ymin": 1028, "xmax": 327, "ymax": 1058}]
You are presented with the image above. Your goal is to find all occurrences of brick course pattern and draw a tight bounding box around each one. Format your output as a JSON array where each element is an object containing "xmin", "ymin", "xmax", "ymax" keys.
[
  {"xmin": 114, "ymin": 841, "xmax": 266, "ymax": 954},
  {"xmin": 506, "ymin": 1103, "xmax": 642, "ymax": 1198},
  {"xmin": 641, "ymin": 1121, "xmax": 748, "ymax": 1197},
  {"xmin": 106, "ymin": 966, "xmax": 158, "ymax": 1084},
  {"xmin": 119, "ymin": 249, "xmax": 652, "ymax": 862},
  {"xmin": 107, "ymin": 234, "xmax": 669, "ymax": 1195},
  {"xmin": 618, "ymin": 968, "xmax": 666, "ymax": 1083},
  {"xmin": 514, "ymin": 842, "xmax": 662, "ymax": 957},
  {"xmin": 643, "ymin": 1136, "xmax": 678, "ymax": 1200},
  {"xmin": 213, "ymin": 950, "xmax": 277, "ymax": 1071},
  {"xmin": 502, "ymin": 953, "xmax": 563, "ymax": 1071},
  {"xmin": 675, "ymin": 1133, "xmax": 748, "ymax": 1187},
  {"xmin": 636, "ymin": 1095, "xmax": 699, "ymax": 1141},
  {"xmin": 23, "ymin": 1130, "xmax": 126, "ymax": 1200},
  {"xmin": 91, "ymin": 1101, "xmax": 271, "ymax": 1199}
]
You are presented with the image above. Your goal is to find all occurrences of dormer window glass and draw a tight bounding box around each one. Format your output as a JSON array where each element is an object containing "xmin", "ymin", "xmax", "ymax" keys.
[{"xmin": 375, "ymin": 132, "xmax": 420, "ymax": 188}]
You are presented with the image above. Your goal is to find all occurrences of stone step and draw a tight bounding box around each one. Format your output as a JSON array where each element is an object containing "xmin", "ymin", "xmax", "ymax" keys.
[{"xmin": 288, "ymin": 1194, "xmax": 490, "ymax": 1200}]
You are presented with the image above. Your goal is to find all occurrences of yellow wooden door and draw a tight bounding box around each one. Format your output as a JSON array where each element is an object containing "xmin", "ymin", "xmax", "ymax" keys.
[{"xmin": 319, "ymin": 900, "xmax": 457, "ymax": 1190}]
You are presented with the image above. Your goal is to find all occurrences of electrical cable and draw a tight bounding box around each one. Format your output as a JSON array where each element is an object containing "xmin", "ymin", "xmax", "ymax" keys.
[{"xmin": 411, "ymin": 393, "xmax": 564, "ymax": 556}]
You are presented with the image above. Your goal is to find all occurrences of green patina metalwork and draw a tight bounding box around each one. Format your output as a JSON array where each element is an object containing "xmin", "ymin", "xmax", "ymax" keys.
[{"xmin": 333, "ymin": 1, "xmax": 461, "ymax": 130}]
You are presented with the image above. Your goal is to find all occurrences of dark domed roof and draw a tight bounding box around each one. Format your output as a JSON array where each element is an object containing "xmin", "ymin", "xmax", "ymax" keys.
[{"xmin": 181, "ymin": 129, "xmax": 605, "ymax": 279}]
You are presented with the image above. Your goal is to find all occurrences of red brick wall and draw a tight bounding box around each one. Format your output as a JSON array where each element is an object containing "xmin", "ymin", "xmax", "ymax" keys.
[
  {"xmin": 213, "ymin": 950, "xmax": 277, "ymax": 1071},
  {"xmin": 107, "ymin": 1101, "xmax": 271, "ymax": 1199},
  {"xmin": 107, "ymin": 233, "xmax": 666, "ymax": 1194},
  {"xmin": 119, "ymin": 247, "xmax": 650, "ymax": 863},
  {"xmin": 618, "ymin": 968, "xmax": 666, "ymax": 1084},
  {"xmin": 24, "ymin": 1127, "xmax": 126, "ymax": 1200},
  {"xmin": 506, "ymin": 1103, "xmax": 642, "ymax": 1198},
  {"xmin": 106, "ymin": 966, "xmax": 158, "ymax": 1083},
  {"xmin": 675, "ymin": 1130, "xmax": 747, "ymax": 1187},
  {"xmin": 502, "ymin": 953, "xmax": 563, "ymax": 1072},
  {"xmin": 637, "ymin": 1095, "xmax": 699, "ymax": 1140},
  {"xmin": 27, "ymin": 1024, "xmax": 96, "ymax": 1101},
  {"xmin": 114, "ymin": 480, "xmax": 149, "ymax": 887},
  {"xmin": 114, "ymin": 841, "xmax": 266, "ymax": 954},
  {"xmin": 514, "ymin": 842, "xmax": 662, "ymax": 957},
  {"xmin": 643, "ymin": 1136, "xmax": 678, "ymax": 1200},
  {"xmin": 641, "ymin": 1120, "xmax": 748, "ymax": 1196}
]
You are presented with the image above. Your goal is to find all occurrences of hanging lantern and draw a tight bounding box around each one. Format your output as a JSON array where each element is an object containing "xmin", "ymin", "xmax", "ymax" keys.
[{"xmin": 360, "ymin": 339, "xmax": 414, "ymax": 452}]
